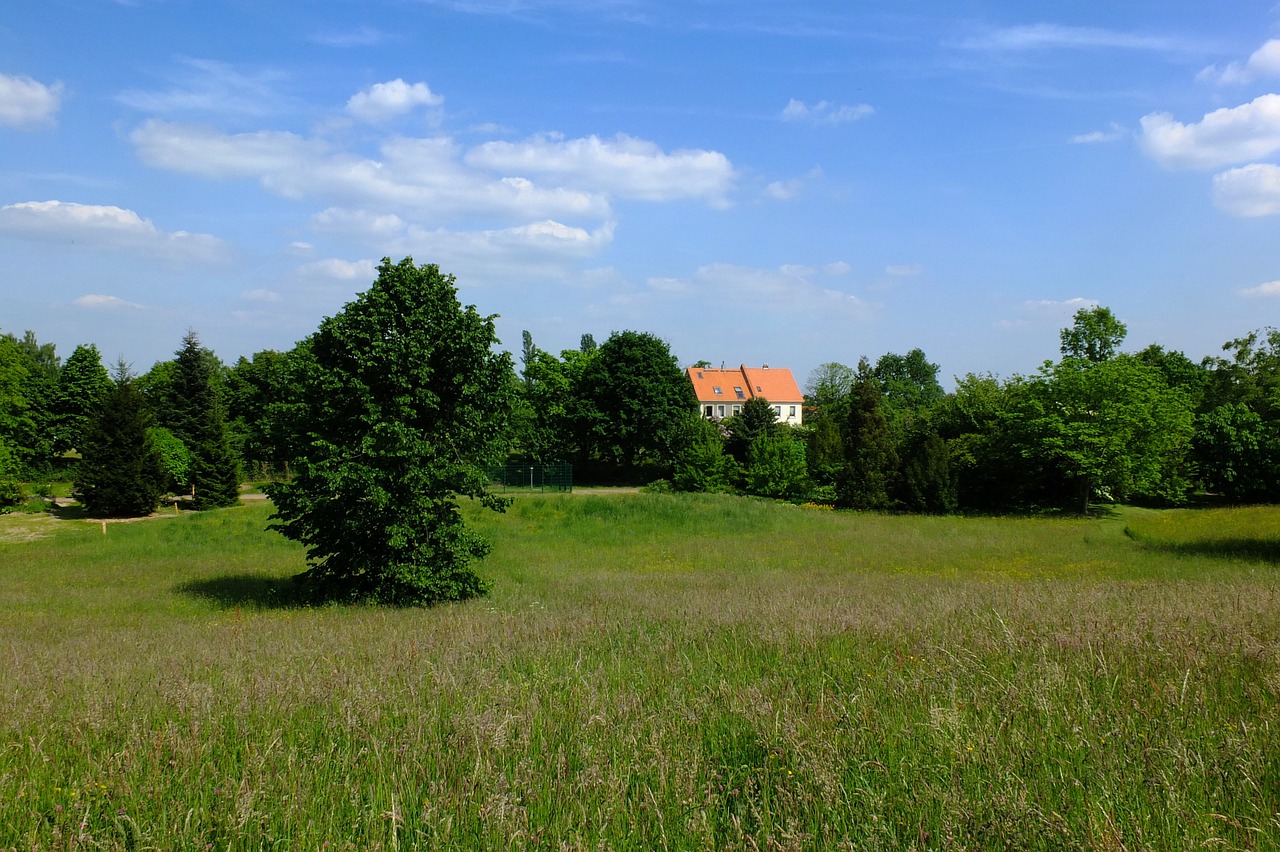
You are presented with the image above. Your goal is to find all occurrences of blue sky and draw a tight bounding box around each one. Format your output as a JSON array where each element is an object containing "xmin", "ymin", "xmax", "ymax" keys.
[{"xmin": 2, "ymin": 1, "xmax": 1278, "ymax": 387}]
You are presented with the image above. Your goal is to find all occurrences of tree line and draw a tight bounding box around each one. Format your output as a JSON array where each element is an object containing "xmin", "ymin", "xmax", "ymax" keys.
[
  {"xmin": 2, "ymin": 299, "xmax": 1277, "ymax": 519},
  {"xmin": 1, "ymin": 260, "xmax": 1278, "ymax": 607}
]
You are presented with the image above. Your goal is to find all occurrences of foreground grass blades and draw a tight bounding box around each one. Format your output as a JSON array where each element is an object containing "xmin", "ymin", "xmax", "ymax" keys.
[{"xmin": 1, "ymin": 496, "xmax": 1278, "ymax": 849}]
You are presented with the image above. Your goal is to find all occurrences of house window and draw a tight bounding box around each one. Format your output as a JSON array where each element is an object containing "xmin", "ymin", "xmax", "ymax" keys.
[
  {"xmin": 717, "ymin": 405, "xmax": 725, "ymax": 417},
  {"xmin": 789, "ymin": 405, "xmax": 796, "ymax": 418},
  {"xmin": 774, "ymin": 406, "xmax": 781, "ymax": 417},
  {"xmin": 713, "ymin": 386, "xmax": 723, "ymax": 395},
  {"xmin": 704, "ymin": 405, "xmax": 713, "ymax": 417},
  {"xmin": 734, "ymin": 386, "xmax": 745, "ymax": 399},
  {"xmin": 732, "ymin": 405, "xmax": 741, "ymax": 414}
]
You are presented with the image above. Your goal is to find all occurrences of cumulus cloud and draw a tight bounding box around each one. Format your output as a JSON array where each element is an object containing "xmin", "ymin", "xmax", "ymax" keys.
[
  {"xmin": 346, "ymin": 79, "xmax": 443, "ymax": 123},
  {"xmin": 1139, "ymin": 94, "xmax": 1280, "ymax": 170},
  {"xmin": 298, "ymin": 257, "xmax": 379, "ymax": 281},
  {"xmin": 1239, "ymin": 279, "xmax": 1280, "ymax": 298},
  {"xmin": 73, "ymin": 294, "xmax": 145, "ymax": 310},
  {"xmin": 1198, "ymin": 39, "xmax": 1280, "ymax": 85},
  {"xmin": 1214, "ymin": 163, "xmax": 1280, "ymax": 216},
  {"xmin": 781, "ymin": 99, "xmax": 874, "ymax": 126},
  {"xmin": 0, "ymin": 200, "xmax": 226, "ymax": 261},
  {"xmin": 131, "ymin": 120, "xmax": 610, "ymax": 221},
  {"xmin": 464, "ymin": 133, "xmax": 736, "ymax": 204},
  {"xmin": 0, "ymin": 73, "xmax": 63, "ymax": 128}
]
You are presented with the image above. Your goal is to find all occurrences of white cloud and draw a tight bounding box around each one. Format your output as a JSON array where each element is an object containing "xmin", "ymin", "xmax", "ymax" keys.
[
  {"xmin": 764, "ymin": 178, "xmax": 804, "ymax": 201},
  {"xmin": 131, "ymin": 120, "xmax": 610, "ymax": 222},
  {"xmin": 1198, "ymin": 39, "xmax": 1280, "ymax": 85},
  {"xmin": 651, "ymin": 262, "xmax": 866, "ymax": 317},
  {"xmin": 0, "ymin": 200, "xmax": 227, "ymax": 261},
  {"xmin": 1071, "ymin": 122, "xmax": 1126, "ymax": 144},
  {"xmin": 0, "ymin": 73, "xmax": 63, "ymax": 128},
  {"xmin": 1239, "ymin": 279, "xmax": 1280, "ymax": 298},
  {"xmin": 1214, "ymin": 163, "xmax": 1280, "ymax": 216},
  {"xmin": 781, "ymin": 99, "xmax": 874, "ymax": 126},
  {"xmin": 241, "ymin": 288, "xmax": 282, "ymax": 302},
  {"xmin": 346, "ymin": 79, "xmax": 443, "ymax": 123},
  {"xmin": 960, "ymin": 24, "xmax": 1191, "ymax": 53},
  {"xmin": 73, "ymin": 294, "xmax": 145, "ymax": 310},
  {"xmin": 1139, "ymin": 94, "xmax": 1280, "ymax": 170},
  {"xmin": 885, "ymin": 264, "xmax": 923, "ymax": 277},
  {"xmin": 464, "ymin": 133, "xmax": 736, "ymax": 204},
  {"xmin": 298, "ymin": 258, "xmax": 379, "ymax": 281},
  {"xmin": 310, "ymin": 26, "xmax": 388, "ymax": 47},
  {"xmin": 997, "ymin": 297, "xmax": 1098, "ymax": 328},
  {"xmin": 117, "ymin": 58, "xmax": 284, "ymax": 116},
  {"xmin": 307, "ymin": 208, "xmax": 615, "ymax": 274},
  {"xmin": 763, "ymin": 167, "xmax": 823, "ymax": 201}
]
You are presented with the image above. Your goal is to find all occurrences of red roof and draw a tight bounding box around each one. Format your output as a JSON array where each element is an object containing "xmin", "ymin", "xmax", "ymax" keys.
[{"xmin": 686, "ymin": 365, "xmax": 803, "ymax": 405}]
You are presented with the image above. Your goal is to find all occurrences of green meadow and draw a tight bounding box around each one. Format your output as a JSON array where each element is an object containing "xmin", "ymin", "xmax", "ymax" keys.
[{"xmin": 2, "ymin": 495, "xmax": 1279, "ymax": 850}]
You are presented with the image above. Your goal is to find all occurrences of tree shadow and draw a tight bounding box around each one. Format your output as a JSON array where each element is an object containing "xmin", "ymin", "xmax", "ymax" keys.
[
  {"xmin": 1144, "ymin": 538, "xmax": 1280, "ymax": 566},
  {"xmin": 175, "ymin": 573, "xmax": 306, "ymax": 610}
]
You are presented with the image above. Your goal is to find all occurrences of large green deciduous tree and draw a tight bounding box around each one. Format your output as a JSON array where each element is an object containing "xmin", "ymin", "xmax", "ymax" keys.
[
  {"xmin": 1060, "ymin": 305, "xmax": 1127, "ymax": 363},
  {"xmin": 53, "ymin": 343, "xmax": 111, "ymax": 454},
  {"xmin": 266, "ymin": 258, "xmax": 515, "ymax": 606},
  {"xmin": 1019, "ymin": 355, "xmax": 1194, "ymax": 511},
  {"xmin": 576, "ymin": 330, "xmax": 695, "ymax": 469}
]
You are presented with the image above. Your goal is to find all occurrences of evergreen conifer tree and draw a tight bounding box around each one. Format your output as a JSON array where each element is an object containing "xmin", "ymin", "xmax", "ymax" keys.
[
  {"xmin": 76, "ymin": 363, "xmax": 164, "ymax": 517},
  {"xmin": 170, "ymin": 331, "xmax": 240, "ymax": 509},
  {"xmin": 837, "ymin": 357, "xmax": 899, "ymax": 510}
]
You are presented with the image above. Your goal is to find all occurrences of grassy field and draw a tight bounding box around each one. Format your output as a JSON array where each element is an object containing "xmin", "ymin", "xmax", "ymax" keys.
[{"xmin": 1, "ymin": 494, "xmax": 1278, "ymax": 850}]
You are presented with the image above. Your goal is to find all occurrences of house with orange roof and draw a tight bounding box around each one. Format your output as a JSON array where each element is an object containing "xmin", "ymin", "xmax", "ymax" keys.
[{"xmin": 686, "ymin": 364, "xmax": 804, "ymax": 426}]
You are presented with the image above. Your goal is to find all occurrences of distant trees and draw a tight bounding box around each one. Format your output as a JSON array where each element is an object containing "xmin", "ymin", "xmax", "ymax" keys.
[
  {"xmin": 513, "ymin": 329, "xmax": 696, "ymax": 482},
  {"xmin": 3, "ymin": 299, "xmax": 1280, "ymax": 520},
  {"xmin": 577, "ymin": 331, "xmax": 698, "ymax": 470},
  {"xmin": 266, "ymin": 258, "xmax": 515, "ymax": 606},
  {"xmin": 52, "ymin": 344, "xmax": 111, "ymax": 454},
  {"xmin": 837, "ymin": 358, "xmax": 898, "ymax": 510}
]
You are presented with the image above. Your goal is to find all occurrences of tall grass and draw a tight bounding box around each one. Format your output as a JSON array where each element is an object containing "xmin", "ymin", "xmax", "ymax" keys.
[{"xmin": 1, "ymin": 496, "xmax": 1278, "ymax": 849}]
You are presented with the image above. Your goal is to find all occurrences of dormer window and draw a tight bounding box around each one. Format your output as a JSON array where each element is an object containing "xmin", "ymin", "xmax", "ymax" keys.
[
  {"xmin": 713, "ymin": 386, "xmax": 722, "ymax": 394},
  {"xmin": 734, "ymin": 386, "xmax": 745, "ymax": 399}
]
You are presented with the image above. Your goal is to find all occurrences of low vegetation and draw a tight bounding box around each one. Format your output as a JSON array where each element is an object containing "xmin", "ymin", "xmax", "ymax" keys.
[{"xmin": 2, "ymin": 495, "xmax": 1278, "ymax": 848}]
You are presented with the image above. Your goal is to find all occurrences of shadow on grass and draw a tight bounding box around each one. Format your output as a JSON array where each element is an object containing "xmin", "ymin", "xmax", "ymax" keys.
[
  {"xmin": 1126, "ymin": 527, "xmax": 1280, "ymax": 565},
  {"xmin": 175, "ymin": 573, "xmax": 306, "ymax": 610},
  {"xmin": 1148, "ymin": 538, "xmax": 1280, "ymax": 565}
]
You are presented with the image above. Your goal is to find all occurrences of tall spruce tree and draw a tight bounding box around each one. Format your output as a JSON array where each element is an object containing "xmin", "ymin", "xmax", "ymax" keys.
[
  {"xmin": 838, "ymin": 357, "xmax": 899, "ymax": 510},
  {"xmin": 76, "ymin": 363, "xmax": 164, "ymax": 517},
  {"xmin": 170, "ymin": 330, "xmax": 240, "ymax": 508}
]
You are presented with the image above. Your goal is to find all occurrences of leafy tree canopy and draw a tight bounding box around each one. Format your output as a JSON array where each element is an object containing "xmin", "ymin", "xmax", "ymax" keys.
[
  {"xmin": 266, "ymin": 258, "xmax": 514, "ymax": 606},
  {"xmin": 1060, "ymin": 305, "xmax": 1127, "ymax": 363},
  {"xmin": 576, "ymin": 330, "xmax": 695, "ymax": 468}
]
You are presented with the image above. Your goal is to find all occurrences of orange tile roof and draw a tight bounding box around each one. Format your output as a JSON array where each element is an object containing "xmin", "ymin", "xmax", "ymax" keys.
[
  {"xmin": 739, "ymin": 365, "xmax": 803, "ymax": 404},
  {"xmin": 686, "ymin": 365, "xmax": 802, "ymax": 404}
]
